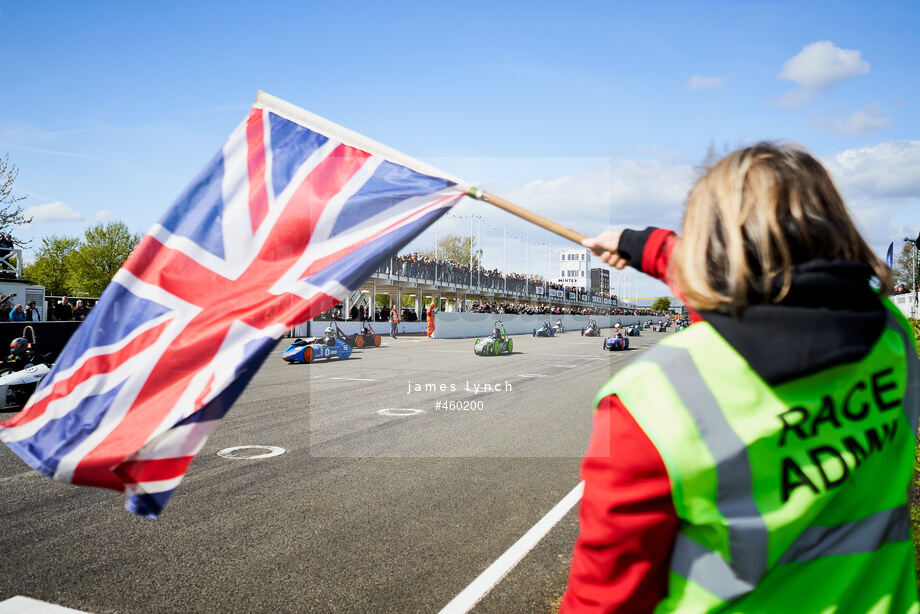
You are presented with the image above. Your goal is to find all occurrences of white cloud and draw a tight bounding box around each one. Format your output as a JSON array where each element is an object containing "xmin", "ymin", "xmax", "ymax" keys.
[
  {"xmin": 686, "ymin": 75, "xmax": 726, "ymax": 91},
  {"xmin": 93, "ymin": 210, "xmax": 113, "ymax": 222},
  {"xmin": 498, "ymin": 159, "xmax": 696, "ymax": 232},
  {"xmin": 778, "ymin": 41, "xmax": 870, "ymax": 107},
  {"xmin": 813, "ymin": 102, "xmax": 893, "ymax": 136},
  {"xmin": 823, "ymin": 140, "xmax": 920, "ymax": 249},
  {"xmin": 406, "ymin": 141, "xmax": 917, "ymax": 294},
  {"xmin": 825, "ymin": 140, "xmax": 920, "ymax": 200},
  {"xmin": 23, "ymin": 201, "xmax": 84, "ymax": 223}
]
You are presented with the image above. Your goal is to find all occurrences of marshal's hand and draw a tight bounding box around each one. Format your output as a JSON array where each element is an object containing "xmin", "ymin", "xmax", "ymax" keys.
[{"xmin": 582, "ymin": 229, "xmax": 629, "ymax": 269}]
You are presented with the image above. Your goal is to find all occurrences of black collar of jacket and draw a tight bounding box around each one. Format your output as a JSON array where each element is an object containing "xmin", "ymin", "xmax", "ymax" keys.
[{"xmin": 698, "ymin": 260, "xmax": 886, "ymax": 386}]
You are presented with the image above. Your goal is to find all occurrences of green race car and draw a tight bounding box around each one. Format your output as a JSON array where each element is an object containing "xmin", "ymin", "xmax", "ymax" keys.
[{"xmin": 474, "ymin": 320, "xmax": 514, "ymax": 356}]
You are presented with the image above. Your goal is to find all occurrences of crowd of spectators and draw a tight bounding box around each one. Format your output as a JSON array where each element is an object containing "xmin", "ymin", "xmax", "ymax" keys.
[
  {"xmin": 380, "ymin": 252, "xmax": 619, "ymax": 304},
  {"xmin": 468, "ymin": 302, "xmax": 668, "ymax": 317},
  {"xmin": 313, "ymin": 251, "xmax": 677, "ymax": 322},
  {"xmin": 893, "ymin": 283, "xmax": 913, "ymax": 295},
  {"xmin": 317, "ymin": 304, "xmax": 431, "ymax": 323},
  {"xmin": 317, "ymin": 300, "xmax": 667, "ymax": 321}
]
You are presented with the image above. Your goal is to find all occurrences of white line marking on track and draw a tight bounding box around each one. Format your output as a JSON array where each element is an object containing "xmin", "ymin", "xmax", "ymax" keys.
[
  {"xmin": 0, "ymin": 596, "xmax": 89, "ymax": 613},
  {"xmin": 438, "ymin": 481, "xmax": 584, "ymax": 614},
  {"xmin": 328, "ymin": 377, "xmax": 377, "ymax": 382},
  {"xmin": 377, "ymin": 408, "xmax": 425, "ymax": 417},
  {"xmin": 517, "ymin": 374, "xmax": 547, "ymax": 378},
  {"xmin": 554, "ymin": 364, "xmax": 577, "ymax": 368}
]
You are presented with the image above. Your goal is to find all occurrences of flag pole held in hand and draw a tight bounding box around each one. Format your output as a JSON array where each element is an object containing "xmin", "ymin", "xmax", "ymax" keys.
[
  {"xmin": 466, "ymin": 187, "xmax": 588, "ymax": 247},
  {"xmin": 466, "ymin": 187, "xmax": 588, "ymax": 246}
]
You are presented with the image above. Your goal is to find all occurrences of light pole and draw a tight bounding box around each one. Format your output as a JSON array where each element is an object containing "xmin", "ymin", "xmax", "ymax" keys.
[
  {"xmin": 906, "ymin": 234, "xmax": 919, "ymax": 319},
  {"xmin": 503, "ymin": 225, "xmax": 507, "ymax": 294}
]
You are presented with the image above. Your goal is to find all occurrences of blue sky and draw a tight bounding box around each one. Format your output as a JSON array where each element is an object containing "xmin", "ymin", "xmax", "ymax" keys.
[{"xmin": 2, "ymin": 1, "xmax": 918, "ymax": 297}]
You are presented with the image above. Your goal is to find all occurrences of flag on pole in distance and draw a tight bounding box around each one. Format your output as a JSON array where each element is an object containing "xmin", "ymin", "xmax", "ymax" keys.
[
  {"xmin": 886, "ymin": 242, "xmax": 894, "ymax": 268},
  {"xmin": 0, "ymin": 92, "xmax": 469, "ymax": 518}
]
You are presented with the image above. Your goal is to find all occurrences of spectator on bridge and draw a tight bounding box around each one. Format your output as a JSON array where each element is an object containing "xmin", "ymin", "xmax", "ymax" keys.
[
  {"xmin": 563, "ymin": 143, "xmax": 916, "ymax": 612},
  {"xmin": 9, "ymin": 304, "xmax": 26, "ymax": 321}
]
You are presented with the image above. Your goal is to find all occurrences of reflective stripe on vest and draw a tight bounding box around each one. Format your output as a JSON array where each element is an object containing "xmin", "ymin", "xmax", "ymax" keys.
[{"xmin": 596, "ymin": 301, "xmax": 919, "ymax": 606}]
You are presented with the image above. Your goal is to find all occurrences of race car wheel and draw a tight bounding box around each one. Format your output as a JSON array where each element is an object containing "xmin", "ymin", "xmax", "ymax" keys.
[
  {"xmin": 507, "ymin": 338, "xmax": 513, "ymax": 353},
  {"xmin": 581, "ymin": 329, "xmax": 584, "ymax": 336},
  {"xmin": 355, "ymin": 336, "xmax": 365, "ymax": 349},
  {"xmin": 532, "ymin": 329, "xmax": 536, "ymax": 337},
  {"xmin": 373, "ymin": 335, "xmax": 381, "ymax": 347},
  {"xmin": 303, "ymin": 347, "xmax": 314, "ymax": 364},
  {"xmin": 492, "ymin": 340, "xmax": 500, "ymax": 356}
]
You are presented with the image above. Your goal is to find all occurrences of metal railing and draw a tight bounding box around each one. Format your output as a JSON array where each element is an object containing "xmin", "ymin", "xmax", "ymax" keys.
[
  {"xmin": 372, "ymin": 258, "xmax": 623, "ymax": 310},
  {"xmin": 0, "ymin": 248, "xmax": 22, "ymax": 279}
]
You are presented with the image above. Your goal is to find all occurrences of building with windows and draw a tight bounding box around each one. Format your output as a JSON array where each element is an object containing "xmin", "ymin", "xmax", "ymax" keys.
[
  {"xmin": 590, "ymin": 268, "xmax": 610, "ymax": 294},
  {"xmin": 553, "ymin": 248, "xmax": 592, "ymax": 291}
]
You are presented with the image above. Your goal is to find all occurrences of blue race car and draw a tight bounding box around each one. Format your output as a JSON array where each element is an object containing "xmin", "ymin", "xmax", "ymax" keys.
[
  {"xmin": 533, "ymin": 320, "xmax": 556, "ymax": 337},
  {"xmin": 283, "ymin": 326, "xmax": 354, "ymax": 363},
  {"xmin": 603, "ymin": 333, "xmax": 630, "ymax": 351}
]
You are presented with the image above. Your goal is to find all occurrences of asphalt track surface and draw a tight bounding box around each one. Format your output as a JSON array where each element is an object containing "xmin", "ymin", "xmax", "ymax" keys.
[{"xmin": 0, "ymin": 327, "xmax": 672, "ymax": 614}]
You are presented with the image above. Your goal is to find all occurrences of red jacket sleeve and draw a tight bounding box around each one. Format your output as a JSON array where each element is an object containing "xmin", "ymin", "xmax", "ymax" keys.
[
  {"xmin": 561, "ymin": 395, "xmax": 679, "ymax": 614},
  {"xmin": 616, "ymin": 227, "xmax": 676, "ymax": 283}
]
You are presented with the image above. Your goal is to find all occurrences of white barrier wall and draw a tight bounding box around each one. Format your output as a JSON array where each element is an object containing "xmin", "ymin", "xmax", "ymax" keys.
[
  {"xmin": 431, "ymin": 312, "xmax": 648, "ymax": 339},
  {"xmin": 891, "ymin": 292, "xmax": 919, "ymax": 319}
]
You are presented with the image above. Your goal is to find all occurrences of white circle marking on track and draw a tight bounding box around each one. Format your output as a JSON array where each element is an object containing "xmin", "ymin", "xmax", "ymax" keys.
[{"xmin": 217, "ymin": 445, "xmax": 286, "ymax": 459}]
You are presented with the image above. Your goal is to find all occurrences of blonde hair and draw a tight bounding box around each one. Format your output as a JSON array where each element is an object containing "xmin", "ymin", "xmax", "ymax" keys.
[{"xmin": 670, "ymin": 142, "xmax": 889, "ymax": 312}]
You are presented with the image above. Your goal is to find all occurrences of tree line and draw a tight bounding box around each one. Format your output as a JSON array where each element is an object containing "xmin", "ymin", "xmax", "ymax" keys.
[{"xmin": 24, "ymin": 221, "xmax": 141, "ymax": 297}]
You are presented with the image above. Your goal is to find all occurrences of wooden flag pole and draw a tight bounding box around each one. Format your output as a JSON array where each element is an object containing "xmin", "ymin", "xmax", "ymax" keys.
[{"xmin": 467, "ymin": 188, "xmax": 588, "ymax": 247}]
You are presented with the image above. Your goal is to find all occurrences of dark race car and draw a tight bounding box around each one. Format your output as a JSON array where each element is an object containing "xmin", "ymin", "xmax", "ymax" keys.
[
  {"xmin": 282, "ymin": 326, "xmax": 354, "ymax": 363},
  {"xmin": 581, "ymin": 319, "xmax": 601, "ymax": 336},
  {"xmin": 474, "ymin": 320, "xmax": 514, "ymax": 356},
  {"xmin": 339, "ymin": 321, "xmax": 382, "ymax": 349},
  {"xmin": 626, "ymin": 324, "xmax": 641, "ymax": 336},
  {"xmin": 532, "ymin": 320, "xmax": 556, "ymax": 337},
  {"xmin": 603, "ymin": 333, "xmax": 630, "ymax": 351}
]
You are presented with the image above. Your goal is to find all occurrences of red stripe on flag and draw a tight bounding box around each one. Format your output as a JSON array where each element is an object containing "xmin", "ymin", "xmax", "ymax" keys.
[
  {"xmin": 292, "ymin": 143, "xmax": 372, "ymax": 242},
  {"xmin": 115, "ymin": 456, "xmax": 195, "ymax": 485},
  {"xmin": 122, "ymin": 235, "xmax": 231, "ymax": 306},
  {"xmin": 246, "ymin": 109, "xmax": 270, "ymax": 233}
]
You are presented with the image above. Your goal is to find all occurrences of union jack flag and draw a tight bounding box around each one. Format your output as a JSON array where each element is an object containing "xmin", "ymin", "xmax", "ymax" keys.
[{"xmin": 0, "ymin": 92, "xmax": 468, "ymax": 517}]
